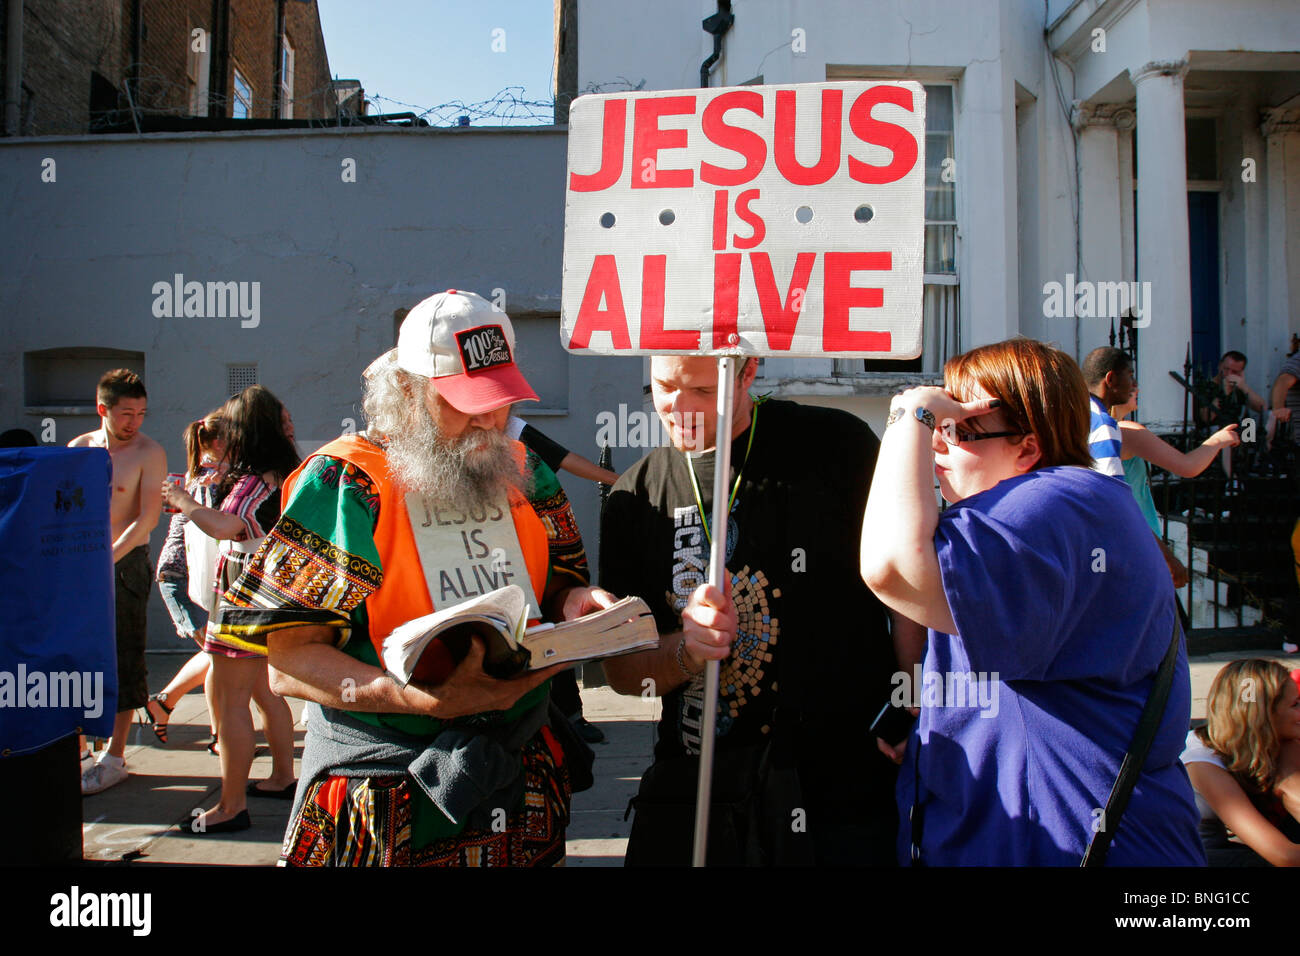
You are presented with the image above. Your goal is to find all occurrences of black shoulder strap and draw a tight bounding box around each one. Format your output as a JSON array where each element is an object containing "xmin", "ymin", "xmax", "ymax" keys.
[{"xmin": 1081, "ymin": 603, "xmax": 1184, "ymax": 867}]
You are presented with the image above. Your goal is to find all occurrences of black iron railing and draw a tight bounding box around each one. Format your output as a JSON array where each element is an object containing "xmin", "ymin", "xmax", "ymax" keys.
[{"xmin": 1151, "ymin": 365, "xmax": 1299, "ymax": 651}]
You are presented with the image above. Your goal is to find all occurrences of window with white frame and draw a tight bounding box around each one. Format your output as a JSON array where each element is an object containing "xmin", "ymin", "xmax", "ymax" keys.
[
  {"xmin": 279, "ymin": 39, "xmax": 295, "ymax": 119},
  {"xmin": 232, "ymin": 68, "xmax": 253, "ymax": 119},
  {"xmin": 842, "ymin": 83, "xmax": 959, "ymax": 375},
  {"xmin": 186, "ymin": 25, "xmax": 211, "ymax": 116}
]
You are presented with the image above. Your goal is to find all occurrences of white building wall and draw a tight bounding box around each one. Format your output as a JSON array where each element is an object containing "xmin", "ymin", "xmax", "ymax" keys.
[
  {"xmin": 1061, "ymin": 0, "xmax": 1300, "ymax": 103},
  {"xmin": 1146, "ymin": 0, "xmax": 1300, "ymax": 66},
  {"xmin": 1220, "ymin": 94, "xmax": 1264, "ymax": 368},
  {"xmin": 576, "ymin": 0, "xmax": 1299, "ymax": 427},
  {"xmin": 576, "ymin": 0, "xmax": 1068, "ymax": 432},
  {"xmin": 1269, "ymin": 128, "xmax": 1300, "ymax": 362}
]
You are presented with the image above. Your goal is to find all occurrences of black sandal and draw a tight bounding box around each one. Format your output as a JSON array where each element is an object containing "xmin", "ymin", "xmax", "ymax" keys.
[
  {"xmin": 207, "ymin": 733, "xmax": 219, "ymax": 756},
  {"xmin": 179, "ymin": 809, "xmax": 250, "ymax": 835},
  {"xmin": 141, "ymin": 693, "xmax": 173, "ymax": 744}
]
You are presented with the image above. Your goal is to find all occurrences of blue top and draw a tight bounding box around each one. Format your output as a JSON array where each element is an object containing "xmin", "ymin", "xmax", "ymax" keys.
[
  {"xmin": 897, "ymin": 466, "xmax": 1205, "ymax": 866},
  {"xmin": 1122, "ymin": 455, "xmax": 1162, "ymax": 536},
  {"xmin": 1089, "ymin": 396, "xmax": 1125, "ymax": 477}
]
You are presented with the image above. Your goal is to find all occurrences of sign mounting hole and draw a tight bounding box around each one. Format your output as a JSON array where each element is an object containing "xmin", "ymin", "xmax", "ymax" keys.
[
  {"xmin": 854, "ymin": 204, "xmax": 875, "ymax": 223},
  {"xmin": 599, "ymin": 212, "xmax": 616, "ymax": 228},
  {"xmin": 658, "ymin": 209, "xmax": 675, "ymax": 226},
  {"xmin": 795, "ymin": 205, "xmax": 813, "ymax": 223}
]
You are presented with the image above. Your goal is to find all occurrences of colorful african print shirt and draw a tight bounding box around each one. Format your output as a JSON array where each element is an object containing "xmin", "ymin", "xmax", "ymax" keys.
[
  {"xmin": 211, "ymin": 437, "xmax": 589, "ymax": 703},
  {"xmin": 211, "ymin": 436, "xmax": 588, "ymax": 854}
]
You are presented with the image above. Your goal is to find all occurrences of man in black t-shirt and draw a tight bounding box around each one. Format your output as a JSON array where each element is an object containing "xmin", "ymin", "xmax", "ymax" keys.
[
  {"xmin": 1195, "ymin": 351, "xmax": 1265, "ymax": 430},
  {"xmin": 599, "ymin": 356, "xmax": 921, "ymax": 865}
]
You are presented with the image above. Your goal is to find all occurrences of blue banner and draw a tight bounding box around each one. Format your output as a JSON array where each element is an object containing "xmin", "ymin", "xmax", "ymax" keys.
[{"xmin": 0, "ymin": 447, "xmax": 116, "ymax": 755}]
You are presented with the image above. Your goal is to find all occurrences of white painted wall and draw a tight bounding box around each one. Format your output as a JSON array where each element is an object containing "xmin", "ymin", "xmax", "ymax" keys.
[
  {"xmin": 577, "ymin": 0, "xmax": 1060, "ymax": 399},
  {"xmin": 1066, "ymin": 0, "xmax": 1300, "ymax": 104},
  {"xmin": 576, "ymin": 0, "xmax": 1300, "ymax": 419},
  {"xmin": 0, "ymin": 126, "xmax": 642, "ymax": 647}
]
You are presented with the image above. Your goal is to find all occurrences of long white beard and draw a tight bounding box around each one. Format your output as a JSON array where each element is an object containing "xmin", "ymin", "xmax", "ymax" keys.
[{"xmin": 384, "ymin": 401, "xmax": 523, "ymax": 510}]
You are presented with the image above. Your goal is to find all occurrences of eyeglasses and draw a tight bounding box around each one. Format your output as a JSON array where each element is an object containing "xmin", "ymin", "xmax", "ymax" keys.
[{"xmin": 948, "ymin": 427, "xmax": 1026, "ymax": 445}]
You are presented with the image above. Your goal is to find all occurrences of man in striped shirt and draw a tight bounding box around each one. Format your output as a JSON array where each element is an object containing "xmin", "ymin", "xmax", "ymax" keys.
[{"xmin": 1081, "ymin": 347, "xmax": 1135, "ymax": 477}]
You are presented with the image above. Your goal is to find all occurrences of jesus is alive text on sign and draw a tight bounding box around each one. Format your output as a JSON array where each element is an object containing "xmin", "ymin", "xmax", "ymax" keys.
[{"xmin": 561, "ymin": 81, "xmax": 925, "ymax": 359}]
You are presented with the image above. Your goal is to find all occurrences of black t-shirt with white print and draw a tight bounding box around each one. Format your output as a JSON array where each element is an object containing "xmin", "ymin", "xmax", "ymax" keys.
[{"xmin": 599, "ymin": 398, "xmax": 900, "ymax": 821}]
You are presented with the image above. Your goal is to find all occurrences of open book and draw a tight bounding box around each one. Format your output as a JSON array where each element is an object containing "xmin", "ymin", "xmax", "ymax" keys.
[{"xmin": 381, "ymin": 585, "xmax": 660, "ymax": 686}]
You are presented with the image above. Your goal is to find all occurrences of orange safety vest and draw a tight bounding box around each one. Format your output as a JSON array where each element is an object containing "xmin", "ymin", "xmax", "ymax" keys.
[{"xmin": 280, "ymin": 434, "xmax": 550, "ymax": 681}]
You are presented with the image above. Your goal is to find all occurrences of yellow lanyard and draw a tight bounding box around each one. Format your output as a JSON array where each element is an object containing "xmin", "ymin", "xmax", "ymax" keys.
[{"xmin": 684, "ymin": 398, "xmax": 761, "ymax": 547}]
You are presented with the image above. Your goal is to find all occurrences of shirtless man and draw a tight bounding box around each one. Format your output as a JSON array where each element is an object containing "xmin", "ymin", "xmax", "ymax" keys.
[{"xmin": 69, "ymin": 369, "xmax": 167, "ymax": 794}]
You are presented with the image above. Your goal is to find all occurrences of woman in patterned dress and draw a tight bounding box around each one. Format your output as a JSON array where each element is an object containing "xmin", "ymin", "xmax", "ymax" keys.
[{"xmin": 164, "ymin": 385, "xmax": 301, "ymax": 833}]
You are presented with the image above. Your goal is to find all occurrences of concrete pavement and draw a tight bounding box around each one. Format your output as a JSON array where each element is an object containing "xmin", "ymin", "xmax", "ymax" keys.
[
  {"xmin": 76, "ymin": 646, "xmax": 1297, "ymax": 865},
  {"xmin": 79, "ymin": 653, "xmax": 658, "ymax": 866}
]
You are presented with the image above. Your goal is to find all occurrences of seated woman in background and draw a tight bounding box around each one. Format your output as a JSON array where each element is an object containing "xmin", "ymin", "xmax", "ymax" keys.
[
  {"xmin": 1183, "ymin": 659, "xmax": 1300, "ymax": 866},
  {"xmin": 860, "ymin": 337, "xmax": 1204, "ymax": 866}
]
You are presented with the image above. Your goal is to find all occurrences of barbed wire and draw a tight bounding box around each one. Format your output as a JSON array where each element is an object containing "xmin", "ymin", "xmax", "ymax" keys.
[
  {"xmin": 16, "ymin": 55, "xmax": 648, "ymax": 137},
  {"xmin": 365, "ymin": 87, "xmax": 553, "ymax": 126}
]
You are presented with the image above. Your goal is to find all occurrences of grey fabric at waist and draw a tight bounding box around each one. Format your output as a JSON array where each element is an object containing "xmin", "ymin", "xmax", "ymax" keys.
[{"xmin": 288, "ymin": 697, "xmax": 549, "ymax": 836}]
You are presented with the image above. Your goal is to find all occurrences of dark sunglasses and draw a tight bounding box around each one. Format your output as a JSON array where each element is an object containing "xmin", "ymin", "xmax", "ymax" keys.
[{"xmin": 947, "ymin": 426, "xmax": 1026, "ymax": 445}]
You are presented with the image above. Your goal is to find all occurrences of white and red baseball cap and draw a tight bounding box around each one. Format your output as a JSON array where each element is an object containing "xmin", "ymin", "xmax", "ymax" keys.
[{"xmin": 367, "ymin": 289, "xmax": 539, "ymax": 415}]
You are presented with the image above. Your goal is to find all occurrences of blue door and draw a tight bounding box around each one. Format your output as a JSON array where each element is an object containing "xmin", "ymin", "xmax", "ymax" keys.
[{"xmin": 1187, "ymin": 191, "xmax": 1221, "ymax": 378}]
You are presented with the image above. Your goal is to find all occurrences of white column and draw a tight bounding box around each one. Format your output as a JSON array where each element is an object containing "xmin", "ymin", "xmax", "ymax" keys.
[
  {"xmin": 1075, "ymin": 105, "xmax": 1124, "ymax": 360},
  {"xmin": 961, "ymin": 58, "xmax": 1018, "ymax": 348},
  {"xmin": 1240, "ymin": 97, "xmax": 1269, "ymax": 369},
  {"xmin": 1133, "ymin": 59, "xmax": 1191, "ymax": 429},
  {"xmin": 1263, "ymin": 108, "xmax": 1300, "ymax": 365},
  {"xmin": 1116, "ymin": 115, "xmax": 1136, "ymax": 285}
]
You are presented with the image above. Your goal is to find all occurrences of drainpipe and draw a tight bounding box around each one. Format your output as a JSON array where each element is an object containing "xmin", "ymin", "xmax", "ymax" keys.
[
  {"xmin": 129, "ymin": 0, "xmax": 141, "ymax": 125},
  {"xmin": 4, "ymin": 0, "xmax": 23, "ymax": 135},
  {"xmin": 207, "ymin": 0, "xmax": 220, "ymax": 115},
  {"xmin": 272, "ymin": 0, "xmax": 285, "ymax": 117},
  {"xmin": 699, "ymin": 0, "xmax": 733, "ymax": 88},
  {"xmin": 208, "ymin": 0, "xmax": 229, "ymax": 117}
]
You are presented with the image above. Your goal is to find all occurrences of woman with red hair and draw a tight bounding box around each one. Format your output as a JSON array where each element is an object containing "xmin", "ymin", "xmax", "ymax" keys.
[{"xmin": 860, "ymin": 337, "xmax": 1204, "ymax": 866}]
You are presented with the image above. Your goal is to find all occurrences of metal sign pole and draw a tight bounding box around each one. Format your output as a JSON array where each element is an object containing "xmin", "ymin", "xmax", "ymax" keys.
[{"xmin": 691, "ymin": 355, "xmax": 737, "ymax": 867}]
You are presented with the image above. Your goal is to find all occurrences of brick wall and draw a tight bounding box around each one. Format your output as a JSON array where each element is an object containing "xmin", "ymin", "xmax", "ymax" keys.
[
  {"xmin": 553, "ymin": 0, "xmax": 576, "ymax": 124},
  {"xmin": 226, "ymin": 0, "xmax": 270, "ymax": 118},
  {"xmin": 225, "ymin": 0, "xmax": 333, "ymax": 120},
  {"xmin": 134, "ymin": 0, "xmax": 213, "ymax": 118},
  {"xmin": 283, "ymin": 0, "xmax": 332, "ymax": 119},
  {"xmin": 5, "ymin": 0, "xmax": 128, "ymax": 135},
  {"xmin": 1, "ymin": 0, "xmax": 337, "ymax": 133}
]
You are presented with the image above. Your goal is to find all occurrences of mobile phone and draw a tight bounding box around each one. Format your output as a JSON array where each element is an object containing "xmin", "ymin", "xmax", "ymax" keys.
[{"xmin": 869, "ymin": 700, "xmax": 916, "ymax": 747}]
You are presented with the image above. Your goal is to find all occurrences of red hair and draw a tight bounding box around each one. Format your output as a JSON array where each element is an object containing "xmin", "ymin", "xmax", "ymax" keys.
[{"xmin": 943, "ymin": 338, "xmax": 1092, "ymax": 470}]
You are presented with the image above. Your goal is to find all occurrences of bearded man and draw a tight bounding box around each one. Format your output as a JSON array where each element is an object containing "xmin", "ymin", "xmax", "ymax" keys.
[{"xmin": 210, "ymin": 289, "xmax": 611, "ymax": 866}]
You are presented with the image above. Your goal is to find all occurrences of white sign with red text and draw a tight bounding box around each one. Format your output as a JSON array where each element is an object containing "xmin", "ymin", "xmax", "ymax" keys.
[{"xmin": 561, "ymin": 81, "xmax": 925, "ymax": 358}]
